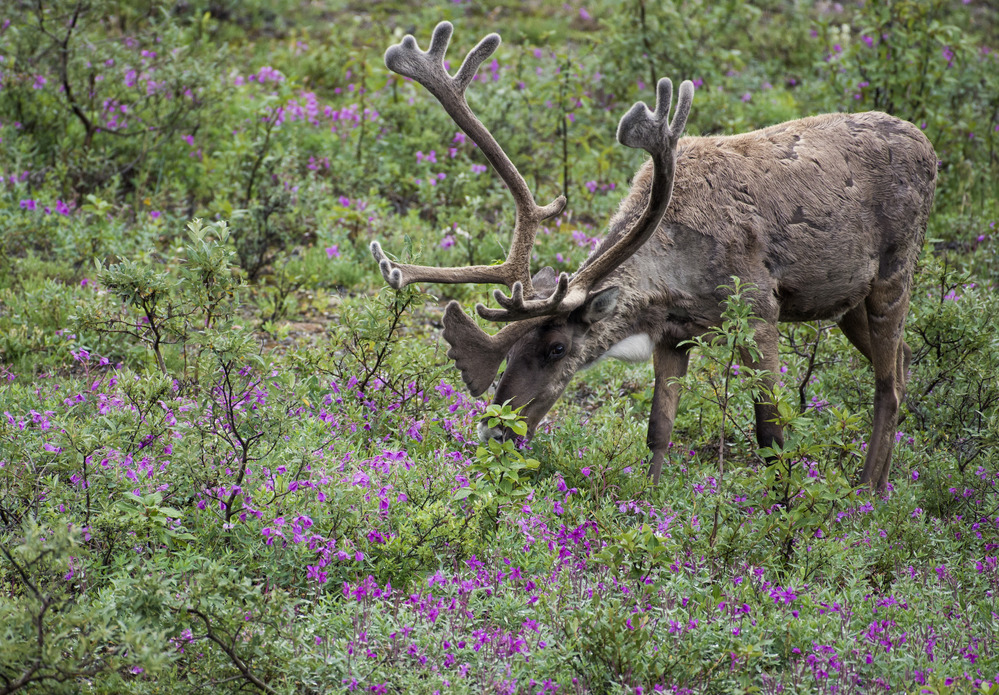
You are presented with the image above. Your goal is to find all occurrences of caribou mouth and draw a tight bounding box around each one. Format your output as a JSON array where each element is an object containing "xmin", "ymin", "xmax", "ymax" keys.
[
  {"xmin": 477, "ymin": 421, "xmax": 507, "ymax": 442},
  {"xmin": 477, "ymin": 416, "xmax": 548, "ymax": 443}
]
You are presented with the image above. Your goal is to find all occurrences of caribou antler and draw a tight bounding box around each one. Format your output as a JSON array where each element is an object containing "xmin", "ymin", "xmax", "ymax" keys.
[
  {"xmin": 440, "ymin": 302, "xmax": 549, "ymax": 396},
  {"xmin": 479, "ymin": 77, "xmax": 694, "ymax": 321},
  {"xmin": 370, "ymin": 23, "xmax": 694, "ymax": 395},
  {"xmin": 370, "ymin": 21, "xmax": 566, "ymax": 297}
]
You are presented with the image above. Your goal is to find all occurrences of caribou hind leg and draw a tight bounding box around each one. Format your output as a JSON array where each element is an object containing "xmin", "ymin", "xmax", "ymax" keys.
[
  {"xmin": 837, "ymin": 303, "xmax": 912, "ymax": 408},
  {"xmin": 837, "ymin": 303, "xmax": 874, "ymax": 362},
  {"xmin": 857, "ymin": 278, "xmax": 912, "ymax": 492}
]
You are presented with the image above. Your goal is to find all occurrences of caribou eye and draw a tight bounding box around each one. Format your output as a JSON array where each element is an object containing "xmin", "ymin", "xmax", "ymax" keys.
[{"xmin": 548, "ymin": 343, "xmax": 566, "ymax": 361}]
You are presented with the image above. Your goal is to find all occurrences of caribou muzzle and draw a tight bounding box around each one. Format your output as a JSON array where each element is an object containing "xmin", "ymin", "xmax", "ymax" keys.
[{"xmin": 477, "ymin": 419, "xmax": 509, "ymax": 442}]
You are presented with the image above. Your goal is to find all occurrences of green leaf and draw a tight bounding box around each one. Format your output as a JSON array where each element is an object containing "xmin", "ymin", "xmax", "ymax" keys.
[{"xmin": 452, "ymin": 487, "xmax": 474, "ymax": 502}]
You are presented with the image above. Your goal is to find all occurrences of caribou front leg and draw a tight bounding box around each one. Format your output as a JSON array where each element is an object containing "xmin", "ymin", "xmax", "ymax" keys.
[{"xmin": 647, "ymin": 345, "xmax": 690, "ymax": 484}]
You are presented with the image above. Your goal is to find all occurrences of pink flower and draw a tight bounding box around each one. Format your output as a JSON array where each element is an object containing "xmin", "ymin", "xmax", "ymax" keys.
[{"xmin": 326, "ymin": 246, "xmax": 340, "ymax": 259}]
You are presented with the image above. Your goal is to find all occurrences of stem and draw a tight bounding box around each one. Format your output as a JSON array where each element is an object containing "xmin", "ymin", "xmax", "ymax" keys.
[
  {"xmin": 797, "ymin": 324, "xmax": 825, "ymax": 412},
  {"xmin": 140, "ymin": 298, "xmax": 168, "ymax": 376},
  {"xmin": 358, "ymin": 292, "xmax": 411, "ymax": 392},
  {"xmin": 718, "ymin": 352, "xmax": 734, "ymax": 473},
  {"xmin": 217, "ymin": 364, "xmax": 266, "ymax": 523},
  {"xmin": 637, "ymin": 0, "xmax": 659, "ymax": 91},
  {"xmin": 560, "ymin": 56, "xmax": 570, "ymax": 207},
  {"xmin": 188, "ymin": 609, "xmax": 277, "ymax": 695},
  {"xmin": 36, "ymin": 1, "xmax": 98, "ymax": 150},
  {"xmin": 244, "ymin": 107, "xmax": 279, "ymax": 206},
  {"xmin": 355, "ymin": 57, "xmax": 368, "ymax": 165},
  {"xmin": 83, "ymin": 453, "xmax": 91, "ymax": 526}
]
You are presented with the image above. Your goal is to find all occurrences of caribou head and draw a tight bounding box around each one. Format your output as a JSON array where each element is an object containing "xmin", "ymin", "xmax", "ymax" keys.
[
  {"xmin": 371, "ymin": 22, "xmax": 937, "ymax": 493},
  {"xmin": 370, "ymin": 21, "xmax": 691, "ymax": 434}
]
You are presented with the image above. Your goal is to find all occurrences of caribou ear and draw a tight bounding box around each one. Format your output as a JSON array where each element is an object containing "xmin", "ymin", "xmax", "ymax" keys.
[
  {"xmin": 441, "ymin": 302, "xmax": 508, "ymax": 396},
  {"xmin": 530, "ymin": 266, "xmax": 559, "ymax": 298},
  {"xmin": 579, "ymin": 287, "xmax": 620, "ymax": 325}
]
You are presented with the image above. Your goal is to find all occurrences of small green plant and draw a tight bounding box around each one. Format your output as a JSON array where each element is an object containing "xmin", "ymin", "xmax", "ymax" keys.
[
  {"xmin": 74, "ymin": 218, "xmax": 244, "ymax": 377},
  {"xmin": 1, "ymin": 0, "xmax": 230, "ymax": 198},
  {"xmin": 678, "ymin": 277, "xmax": 770, "ymax": 471},
  {"xmin": 0, "ymin": 521, "xmax": 172, "ymax": 692},
  {"xmin": 115, "ymin": 491, "xmax": 196, "ymax": 550},
  {"xmin": 594, "ymin": 523, "xmax": 671, "ymax": 583},
  {"xmin": 675, "ymin": 279, "xmax": 860, "ymax": 569},
  {"xmin": 454, "ymin": 403, "xmax": 540, "ymax": 522}
]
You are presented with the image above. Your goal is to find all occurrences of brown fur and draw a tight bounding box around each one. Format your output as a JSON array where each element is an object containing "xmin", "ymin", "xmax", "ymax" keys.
[{"xmin": 491, "ymin": 112, "xmax": 936, "ymax": 493}]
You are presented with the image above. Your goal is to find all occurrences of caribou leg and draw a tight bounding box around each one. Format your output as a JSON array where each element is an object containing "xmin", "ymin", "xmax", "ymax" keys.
[
  {"xmin": 841, "ymin": 301, "xmax": 914, "ymax": 491},
  {"xmin": 837, "ymin": 303, "xmax": 874, "ymax": 362},
  {"xmin": 858, "ymin": 282, "xmax": 911, "ymax": 492},
  {"xmin": 647, "ymin": 345, "xmax": 689, "ymax": 484},
  {"xmin": 837, "ymin": 303, "xmax": 912, "ymax": 408},
  {"xmin": 739, "ymin": 321, "xmax": 785, "ymax": 453},
  {"xmin": 877, "ymin": 336, "xmax": 913, "ymax": 492}
]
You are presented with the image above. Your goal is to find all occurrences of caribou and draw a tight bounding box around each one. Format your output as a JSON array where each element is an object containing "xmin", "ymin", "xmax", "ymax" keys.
[{"xmin": 370, "ymin": 22, "xmax": 937, "ymax": 493}]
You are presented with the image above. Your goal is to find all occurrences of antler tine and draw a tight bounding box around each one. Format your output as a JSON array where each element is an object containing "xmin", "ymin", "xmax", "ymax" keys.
[
  {"xmin": 374, "ymin": 21, "xmax": 566, "ymax": 296},
  {"xmin": 453, "ymin": 29, "xmax": 501, "ymax": 91},
  {"xmin": 475, "ymin": 272, "xmax": 570, "ymax": 321},
  {"xmin": 562, "ymin": 78, "xmax": 694, "ymax": 303},
  {"xmin": 370, "ymin": 240, "xmax": 516, "ymax": 289}
]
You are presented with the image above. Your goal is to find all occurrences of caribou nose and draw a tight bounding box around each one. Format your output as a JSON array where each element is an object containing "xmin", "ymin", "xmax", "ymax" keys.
[{"xmin": 477, "ymin": 420, "xmax": 507, "ymax": 442}]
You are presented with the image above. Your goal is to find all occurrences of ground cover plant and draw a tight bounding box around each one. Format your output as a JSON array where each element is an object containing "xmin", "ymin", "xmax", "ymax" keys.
[{"xmin": 1, "ymin": 1, "xmax": 998, "ymax": 693}]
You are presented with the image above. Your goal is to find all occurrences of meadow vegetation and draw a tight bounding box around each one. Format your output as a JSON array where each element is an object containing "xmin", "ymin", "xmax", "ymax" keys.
[{"xmin": 1, "ymin": 1, "xmax": 998, "ymax": 692}]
